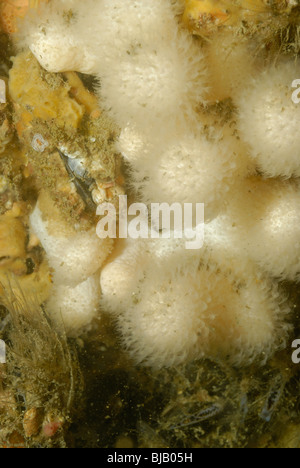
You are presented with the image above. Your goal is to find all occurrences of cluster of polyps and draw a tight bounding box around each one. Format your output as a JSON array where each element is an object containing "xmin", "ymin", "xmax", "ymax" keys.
[{"xmin": 20, "ymin": 0, "xmax": 300, "ymax": 366}]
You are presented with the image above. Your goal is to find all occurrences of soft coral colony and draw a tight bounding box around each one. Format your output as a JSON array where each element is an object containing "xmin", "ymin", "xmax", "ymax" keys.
[{"xmin": 8, "ymin": 0, "xmax": 300, "ymax": 367}]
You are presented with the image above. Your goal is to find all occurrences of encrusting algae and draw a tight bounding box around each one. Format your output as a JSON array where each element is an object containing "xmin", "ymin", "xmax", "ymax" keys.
[
  {"xmin": 0, "ymin": 0, "xmax": 300, "ymax": 449},
  {"xmin": 9, "ymin": 50, "xmax": 122, "ymax": 228},
  {"xmin": 10, "ymin": 50, "xmax": 84, "ymax": 130}
]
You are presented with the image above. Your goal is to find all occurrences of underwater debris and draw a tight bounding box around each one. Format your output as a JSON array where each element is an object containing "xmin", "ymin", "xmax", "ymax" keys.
[
  {"xmin": 259, "ymin": 375, "xmax": 286, "ymax": 423},
  {"xmin": 0, "ymin": 33, "xmax": 13, "ymax": 77},
  {"xmin": 23, "ymin": 407, "xmax": 43, "ymax": 438},
  {"xmin": 126, "ymin": 354, "xmax": 300, "ymax": 449},
  {"xmin": 57, "ymin": 148, "xmax": 96, "ymax": 214},
  {"xmin": 167, "ymin": 401, "xmax": 225, "ymax": 430},
  {"xmin": 183, "ymin": 0, "xmax": 294, "ymax": 33},
  {"xmin": 0, "ymin": 90, "xmax": 13, "ymax": 156},
  {"xmin": 0, "ymin": 281, "xmax": 83, "ymax": 447},
  {"xmin": 0, "ymin": 215, "xmax": 26, "ymax": 275},
  {"xmin": 182, "ymin": 0, "xmax": 299, "ymax": 54},
  {"xmin": 0, "ymin": 118, "xmax": 12, "ymax": 155},
  {"xmin": 0, "ymin": 163, "xmax": 52, "ymax": 305},
  {"xmin": 42, "ymin": 413, "xmax": 64, "ymax": 438}
]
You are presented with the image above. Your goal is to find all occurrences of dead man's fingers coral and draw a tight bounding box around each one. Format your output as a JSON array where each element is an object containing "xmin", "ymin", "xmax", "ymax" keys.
[
  {"xmin": 100, "ymin": 238, "xmax": 290, "ymax": 368},
  {"xmin": 19, "ymin": 0, "xmax": 98, "ymax": 73},
  {"xmin": 96, "ymin": 33, "xmax": 208, "ymax": 131},
  {"xmin": 236, "ymin": 61, "xmax": 300, "ymax": 178},
  {"xmin": 119, "ymin": 126, "xmax": 251, "ymax": 220},
  {"xmin": 30, "ymin": 193, "xmax": 114, "ymax": 287},
  {"xmin": 46, "ymin": 274, "xmax": 101, "ymax": 335},
  {"xmin": 216, "ymin": 178, "xmax": 300, "ymax": 281},
  {"xmin": 18, "ymin": 0, "xmax": 209, "ymax": 131}
]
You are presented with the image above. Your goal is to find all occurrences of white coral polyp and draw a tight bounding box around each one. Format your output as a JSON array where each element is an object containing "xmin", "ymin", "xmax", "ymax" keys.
[
  {"xmin": 237, "ymin": 61, "xmax": 300, "ymax": 178},
  {"xmin": 46, "ymin": 275, "xmax": 101, "ymax": 335},
  {"xmin": 117, "ymin": 125, "xmax": 147, "ymax": 164},
  {"xmin": 100, "ymin": 239, "xmax": 289, "ymax": 368},
  {"xmin": 127, "ymin": 128, "xmax": 250, "ymax": 219},
  {"xmin": 30, "ymin": 203, "xmax": 113, "ymax": 287},
  {"xmin": 84, "ymin": 0, "xmax": 178, "ymax": 60},
  {"xmin": 99, "ymin": 37, "xmax": 207, "ymax": 129},
  {"xmin": 25, "ymin": 0, "xmax": 179, "ymax": 74},
  {"xmin": 22, "ymin": 0, "xmax": 208, "ymax": 129},
  {"xmin": 23, "ymin": 0, "xmax": 97, "ymax": 73},
  {"xmin": 30, "ymin": 39, "xmax": 97, "ymax": 74},
  {"xmin": 220, "ymin": 179, "xmax": 300, "ymax": 280},
  {"xmin": 19, "ymin": 0, "xmax": 298, "ymax": 365}
]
